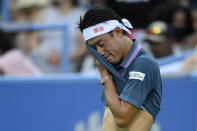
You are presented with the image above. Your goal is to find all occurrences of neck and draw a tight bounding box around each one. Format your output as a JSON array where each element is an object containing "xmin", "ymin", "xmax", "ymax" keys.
[{"xmin": 122, "ymin": 37, "xmax": 133, "ymax": 60}]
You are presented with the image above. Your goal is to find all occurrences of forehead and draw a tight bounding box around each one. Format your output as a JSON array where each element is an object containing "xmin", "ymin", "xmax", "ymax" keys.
[{"xmin": 87, "ymin": 33, "xmax": 110, "ymax": 46}]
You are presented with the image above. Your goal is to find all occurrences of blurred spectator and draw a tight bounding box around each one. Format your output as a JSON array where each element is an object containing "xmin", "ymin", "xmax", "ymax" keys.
[
  {"xmin": 13, "ymin": 0, "xmax": 48, "ymax": 54},
  {"xmin": 180, "ymin": 6, "xmax": 197, "ymax": 73},
  {"xmin": 184, "ymin": 6, "xmax": 197, "ymax": 48},
  {"xmin": 14, "ymin": 0, "xmax": 48, "ymax": 22},
  {"xmin": 29, "ymin": 0, "xmax": 86, "ymax": 73},
  {"xmin": 191, "ymin": 6, "xmax": 197, "ymax": 32},
  {"xmin": 144, "ymin": 21, "xmax": 175, "ymax": 58},
  {"xmin": 148, "ymin": 3, "xmax": 192, "ymax": 42},
  {"xmin": 171, "ymin": 5, "xmax": 192, "ymax": 43},
  {"xmin": 0, "ymin": 29, "xmax": 41, "ymax": 75},
  {"xmin": 106, "ymin": 0, "xmax": 166, "ymax": 28},
  {"xmin": 147, "ymin": 3, "xmax": 193, "ymax": 54}
]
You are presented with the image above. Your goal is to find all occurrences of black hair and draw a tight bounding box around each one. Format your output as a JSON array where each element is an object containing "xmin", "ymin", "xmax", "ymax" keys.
[
  {"xmin": 78, "ymin": 6, "xmax": 128, "ymax": 35},
  {"xmin": 171, "ymin": 5, "xmax": 193, "ymax": 31},
  {"xmin": 0, "ymin": 29, "xmax": 14, "ymax": 54}
]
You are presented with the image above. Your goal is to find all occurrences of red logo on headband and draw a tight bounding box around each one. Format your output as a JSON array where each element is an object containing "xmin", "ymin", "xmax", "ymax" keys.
[{"xmin": 94, "ymin": 26, "xmax": 104, "ymax": 33}]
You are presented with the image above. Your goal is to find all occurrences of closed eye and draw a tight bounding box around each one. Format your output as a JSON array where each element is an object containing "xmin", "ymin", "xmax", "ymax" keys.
[
  {"xmin": 90, "ymin": 44, "xmax": 96, "ymax": 49},
  {"xmin": 89, "ymin": 39, "xmax": 104, "ymax": 50},
  {"xmin": 98, "ymin": 42, "xmax": 104, "ymax": 47}
]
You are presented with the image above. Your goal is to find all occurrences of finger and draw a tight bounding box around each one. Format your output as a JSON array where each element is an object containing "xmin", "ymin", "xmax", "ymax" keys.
[{"xmin": 93, "ymin": 57, "xmax": 99, "ymax": 64}]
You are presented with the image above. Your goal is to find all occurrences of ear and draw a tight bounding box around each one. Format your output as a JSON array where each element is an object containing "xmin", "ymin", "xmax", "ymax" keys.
[{"xmin": 113, "ymin": 27, "xmax": 123, "ymax": 37}]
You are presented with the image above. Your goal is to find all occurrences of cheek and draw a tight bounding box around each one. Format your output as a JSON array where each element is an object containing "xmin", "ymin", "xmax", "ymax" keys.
[
  {"xmin": 104, "ymin": 39, "xmax": 122, "ymax": 60},
  {"xmin": 106, "ymin": 46, "xmax": 121, "ymax": 63},
  {"xmin": 112, "ymin": 39, "xmax": 121, "ymax": 51},
  {"xmin": 112, "ymin": 45, "xmax": 122, "ymax": 62}
]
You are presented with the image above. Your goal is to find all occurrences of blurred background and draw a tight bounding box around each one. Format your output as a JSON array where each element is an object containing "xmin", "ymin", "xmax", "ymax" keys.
[{"xmin": 0, "ymin": 0, "xmax": 197, "ymax": 131}]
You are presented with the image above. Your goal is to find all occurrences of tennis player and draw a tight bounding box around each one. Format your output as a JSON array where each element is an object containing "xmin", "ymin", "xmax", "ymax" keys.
[{"xmin": 78, "ymin": 7, "xmax": 162, "ymax": 131}]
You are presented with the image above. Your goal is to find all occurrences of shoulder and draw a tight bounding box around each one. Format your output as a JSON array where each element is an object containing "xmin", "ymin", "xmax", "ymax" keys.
[{"xmin": 132, "ymin": 54, "xmax": 160, "ymax": 73}]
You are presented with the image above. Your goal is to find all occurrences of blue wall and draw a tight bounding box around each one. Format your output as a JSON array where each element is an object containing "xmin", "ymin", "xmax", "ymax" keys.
[
  {"xmin": 0, "ymin": 75, "xmax": 197, "ymax": 131},
  {"xmin": 157, "ymin": 79, "xmax": 197, "ymax": 131}
]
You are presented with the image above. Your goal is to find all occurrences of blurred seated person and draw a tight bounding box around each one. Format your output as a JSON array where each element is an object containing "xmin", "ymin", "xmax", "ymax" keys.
[
  {"xmin": 147, "ymin": 3, "xmax": 192, "ymax": 54},
  {"xmin": 106, "ymin": 0, "xmax": 164, "ymax": 28},
  {"xmin": 144, "ymin": 21, "xmax": 175, "ymax": 58},
  {"xmin": 29, "ymin": 0, "xmax": 86, "ymax": 73},
  {"xmin": 13, "ymin": 0, "xmax": 48, "ymax": 54},
  {"xmin": 184, "ymin": 6, "xmax": 197, "ymax": 49},
  {"xmin": 169, "ymin": 4, "xmax": 193, "ymax": 54},
  {"xmin": 180, "ymin": 6, "xmax": 197, "ymax": 73},
  {"xmin": 13, "ymin": 0, "xmax": 48, "ymax": 22},
  {"xmin": 0, "ymin": 29, "xmax": 41, "ymax": 75}
]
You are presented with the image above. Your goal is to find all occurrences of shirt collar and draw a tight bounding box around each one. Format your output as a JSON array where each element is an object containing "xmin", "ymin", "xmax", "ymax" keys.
[{"xmin": 118, "ymin": 39, "xmax": 142, "ymax": 69}]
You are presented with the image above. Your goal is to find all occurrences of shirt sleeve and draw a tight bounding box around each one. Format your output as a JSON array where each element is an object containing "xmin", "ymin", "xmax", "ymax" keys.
[{"xmin": 119, "ymin": 57, "xmax": 155, "ymax": 109}]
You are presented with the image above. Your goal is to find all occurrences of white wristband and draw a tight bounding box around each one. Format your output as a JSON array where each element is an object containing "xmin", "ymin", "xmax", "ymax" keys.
[{"xmin": 100, "ymin": 76, "xmax": 111, "ymax": 85}]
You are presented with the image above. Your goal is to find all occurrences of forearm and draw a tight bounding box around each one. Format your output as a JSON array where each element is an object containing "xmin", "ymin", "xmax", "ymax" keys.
[
  {"xmin": 102, "ymin": 72, "xmax": 121, "ymax": 115},
  {"xmin": 96, "ymin": 60, "xmax": 137, "ymax": 127},
  {"xmin": 101, "ymin": 71, "xmax": 128, "ymax": 119},
  {"xmin": 100, "ymin": 70, "xmax": 138, "ymax": 127}
]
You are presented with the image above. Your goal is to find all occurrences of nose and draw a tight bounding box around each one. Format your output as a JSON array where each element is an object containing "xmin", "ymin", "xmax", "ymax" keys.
[{"xmin": 96, "ymin": 46, "xmax": 104, "ymax": 56}]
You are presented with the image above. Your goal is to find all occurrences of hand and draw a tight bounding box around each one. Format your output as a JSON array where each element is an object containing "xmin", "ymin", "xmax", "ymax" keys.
[{"xmin": 93, "ymin": 57, "xmax": 109, "ymax": 76}]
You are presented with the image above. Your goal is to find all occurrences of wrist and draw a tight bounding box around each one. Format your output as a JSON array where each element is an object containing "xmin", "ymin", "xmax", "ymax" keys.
[
  {"xmin": 100, "ymin": 69, "xmax": 110, "ymax": 77},
  {"xmin": 100, "ymin": 75, "xmax": 112, "ymax": 85}
]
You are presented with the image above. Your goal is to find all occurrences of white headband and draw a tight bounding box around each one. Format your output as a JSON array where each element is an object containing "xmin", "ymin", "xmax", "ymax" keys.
[{"xmin": 83, "ymin": 19, "xmax": 133, "ymax": 41}]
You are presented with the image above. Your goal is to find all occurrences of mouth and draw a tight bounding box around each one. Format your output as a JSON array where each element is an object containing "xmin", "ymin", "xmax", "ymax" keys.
[{"xmin": 104, "ymin": 55, "xmax": 111, "ymax": 61}]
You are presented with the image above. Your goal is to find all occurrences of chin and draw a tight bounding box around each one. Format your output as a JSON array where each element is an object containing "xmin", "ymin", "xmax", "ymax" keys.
[
  {"xmin": 107, "ymin": 56, "xmax": 119, "ymax": 65},
  {"xmin": 107, "ymin": 59, "xmax": 113, "ymax": 64},
  {"xmin": 109, "ymin": 60, "xmax": 118, "ymax": 65}
]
